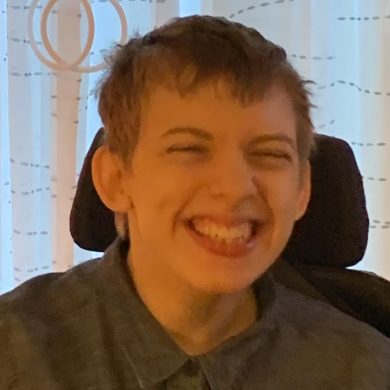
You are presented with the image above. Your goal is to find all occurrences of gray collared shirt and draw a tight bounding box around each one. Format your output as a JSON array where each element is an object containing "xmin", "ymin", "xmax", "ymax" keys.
[{"xmin": 0, "ymin": 237, "xmax": 389, "ymax": 389}]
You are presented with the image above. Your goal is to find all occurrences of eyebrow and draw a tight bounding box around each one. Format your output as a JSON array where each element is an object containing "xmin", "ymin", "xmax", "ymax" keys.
[
  {"xmin": 161, "ymin": 127, "xmax": 213, "ymax": 141},
  {"xmin": 161, "ymin": 126, "xmax": 296, "ymax": 149}
]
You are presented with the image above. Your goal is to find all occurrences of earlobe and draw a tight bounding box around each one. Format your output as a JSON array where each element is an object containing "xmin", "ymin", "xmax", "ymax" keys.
[{"xmin": 91, "ymin": 146, "xmax": 130, "ymax": 213}]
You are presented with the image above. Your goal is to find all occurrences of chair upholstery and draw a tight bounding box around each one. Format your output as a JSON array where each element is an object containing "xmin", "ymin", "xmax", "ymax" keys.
[{"xmin": 70, "ymin": 128, "xmax": 390, "ymax": 339}]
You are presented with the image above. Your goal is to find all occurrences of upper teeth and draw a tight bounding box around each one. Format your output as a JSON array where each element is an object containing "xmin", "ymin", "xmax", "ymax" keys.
[{"xmin": 191, "ymin": 218, "xmax": 252, "ymax": 240}]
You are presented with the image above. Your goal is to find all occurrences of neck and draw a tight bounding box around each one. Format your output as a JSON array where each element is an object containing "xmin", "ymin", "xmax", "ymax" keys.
[
  {"xmin": 168, "ymin": 287, "xmax": 258, "ymax": 356},
  {"xmin": 127, "ymin": 251, "xmax": 258, "ymax": 356}
]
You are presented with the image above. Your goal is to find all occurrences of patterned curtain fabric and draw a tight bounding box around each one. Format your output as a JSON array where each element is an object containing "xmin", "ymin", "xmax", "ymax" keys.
[{"xmin": 0, "ymin": 0, "xmax": 389, "ymax": 293}]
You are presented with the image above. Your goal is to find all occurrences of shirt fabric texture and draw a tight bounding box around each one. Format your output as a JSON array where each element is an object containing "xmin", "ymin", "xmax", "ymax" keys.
[{"xmin": 0, "ymin": 237, "xmax": 389, "ymax": 390}]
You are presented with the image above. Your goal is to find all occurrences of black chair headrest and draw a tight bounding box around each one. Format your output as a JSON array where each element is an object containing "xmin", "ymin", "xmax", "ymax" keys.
[{"xmin": 70, "ymin": 129, "xmax": 369, "ymax": 268}]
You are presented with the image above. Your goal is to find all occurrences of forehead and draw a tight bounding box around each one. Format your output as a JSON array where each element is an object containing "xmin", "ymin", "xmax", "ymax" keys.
[{"xmin": 139, "ymin": 82, "xmax": 297, "ymax": 141}]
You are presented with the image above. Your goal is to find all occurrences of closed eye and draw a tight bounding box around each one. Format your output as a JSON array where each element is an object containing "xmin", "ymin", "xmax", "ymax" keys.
[
  {"xmin": 167, "ymin": 146, "xmax": 206, "ymax": 154},
  {"xmin": 252, "ymin": 152, "xmax": 292, "ymax": 160},
  {"xmin": 167, "ymin": 147, "xmax": 292, "ymax": 161}
]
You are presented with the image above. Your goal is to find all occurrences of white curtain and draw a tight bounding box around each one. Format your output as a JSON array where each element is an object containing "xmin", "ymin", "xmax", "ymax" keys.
[{"xmin": 0, "ymin": 0, "xmax": 389, "ymax": 293}]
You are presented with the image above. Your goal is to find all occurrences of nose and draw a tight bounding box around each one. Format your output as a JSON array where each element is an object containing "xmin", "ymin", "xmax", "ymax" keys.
[{"xmin": 208, "ymin": 151, "xmax": 259, "ymax": 203}]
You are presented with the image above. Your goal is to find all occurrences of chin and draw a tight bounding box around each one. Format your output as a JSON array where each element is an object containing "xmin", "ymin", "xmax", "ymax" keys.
[{"xmin": 181, "ymin": 267, "xmax": 258, "ymax": 295}]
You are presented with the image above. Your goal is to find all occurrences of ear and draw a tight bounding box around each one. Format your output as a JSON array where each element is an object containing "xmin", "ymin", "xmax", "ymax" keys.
[
  {"xmin": 295, "ymin": 160, "xmax": 311, "ymax": 221},
  {"xmin": 91, "ymin": 146, "xmax": 131, "ymax": 213}
]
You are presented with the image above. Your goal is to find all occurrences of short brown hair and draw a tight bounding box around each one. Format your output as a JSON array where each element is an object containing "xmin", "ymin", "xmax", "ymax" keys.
[{"xmin": 96, "ymin": 15, "xmax": 317, "ymax": 238}]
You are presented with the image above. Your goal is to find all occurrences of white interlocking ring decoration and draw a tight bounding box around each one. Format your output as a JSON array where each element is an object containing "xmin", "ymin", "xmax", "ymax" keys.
[{"xmin": 27, "ymin": 0, "xmax": 128, "ymax": 73}]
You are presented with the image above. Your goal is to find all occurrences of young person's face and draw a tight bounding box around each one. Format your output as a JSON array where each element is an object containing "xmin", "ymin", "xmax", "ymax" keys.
[{"xmin": 123, "ymin": 81, "xmax": 311, "ymax": 294}]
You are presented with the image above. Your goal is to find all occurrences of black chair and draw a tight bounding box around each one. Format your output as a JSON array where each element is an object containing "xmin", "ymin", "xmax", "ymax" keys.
[{"xmin": 70, "ymin": 128, "xmax": 390, "ymax": 339}]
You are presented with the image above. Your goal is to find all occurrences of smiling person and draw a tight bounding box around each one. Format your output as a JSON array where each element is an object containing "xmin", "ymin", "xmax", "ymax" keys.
[
  {"xmin": 1, "ymin": 15, "xmax": 389, "ymax": 390},
  {"xmin": 93, "ymin": 18, "xmax": 311, "ymax": 359}
]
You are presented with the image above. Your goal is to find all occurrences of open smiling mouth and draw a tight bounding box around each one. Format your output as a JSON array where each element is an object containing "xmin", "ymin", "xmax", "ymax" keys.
[{"xmin": 184, "ymin": 219, "xmax": 262, "ymax": 258}]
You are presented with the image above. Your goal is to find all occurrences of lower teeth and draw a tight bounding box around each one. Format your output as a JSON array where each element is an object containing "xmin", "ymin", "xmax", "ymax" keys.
[{"xmin": 212, "ymin": 237, "xmax": 245, "ymax": 244}]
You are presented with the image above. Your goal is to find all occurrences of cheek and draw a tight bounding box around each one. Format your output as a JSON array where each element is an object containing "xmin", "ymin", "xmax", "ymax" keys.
[
  {"xmin": 264, "ymin": 175, "xmax": 301, "ymax": 220},
  {"xmin": 130, "ymin": 173, "xmax": 188, "ymax": 237}
]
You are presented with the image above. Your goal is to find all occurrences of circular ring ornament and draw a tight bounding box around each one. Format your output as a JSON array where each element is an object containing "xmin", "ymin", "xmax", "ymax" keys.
[{"xmin": 27, "ymin": 0, "xmax": 128, "ymax": 73}]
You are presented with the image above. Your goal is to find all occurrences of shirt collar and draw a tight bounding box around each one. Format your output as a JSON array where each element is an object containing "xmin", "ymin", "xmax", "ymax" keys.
[{"xmin": 96, "ymin": 237, "xmax": 279, "ymax": 389}]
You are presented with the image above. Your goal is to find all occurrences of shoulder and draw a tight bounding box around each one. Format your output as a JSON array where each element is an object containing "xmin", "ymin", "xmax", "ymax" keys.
[
  {"xmin": 274, "ymin": 281, "xmax": 390, "ymax": 371},
  {"xmin": 0, "ymin": 257, "xmax": 104, "ymax": 342},
  {"xmin": 0, "ymin": 258, "xmax": 105, "ymax": 386},
  {"xmin": 0, "ymin": 257, "xmax": 102, "ymax": 313}
]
